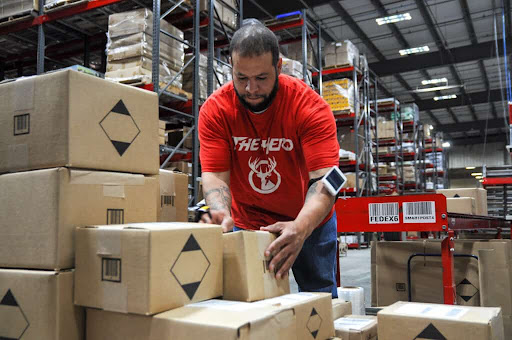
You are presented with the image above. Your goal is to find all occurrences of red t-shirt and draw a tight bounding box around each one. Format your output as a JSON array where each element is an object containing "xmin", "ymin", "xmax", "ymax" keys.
[{"xmin": 199, "ymin": 74, "xmax": 339, "ymax": 230}]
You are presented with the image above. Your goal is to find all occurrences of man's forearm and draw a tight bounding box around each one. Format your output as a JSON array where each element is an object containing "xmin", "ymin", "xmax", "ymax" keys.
[
  {"xmin": 294, "ymin": 181, "xmax": 335, "ymax": 237},
  {"xmin": 204, "ymin": 185, "xmax": 232, "ymax": 213}
]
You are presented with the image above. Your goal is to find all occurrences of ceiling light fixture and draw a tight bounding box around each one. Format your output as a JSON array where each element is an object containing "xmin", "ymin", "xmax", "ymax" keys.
[
  {"xmin": 471, "ymin": 172, "xmax": 483, "ymax": 176},
  {"xmin": 442, "ymin": 141, "xmax": 451, "ymax": 148},
  {"xmin": 475, "ymin": 176, "xmax": 483, "ymax": 179},
  {"xmin": 465, "ymin": 166, "xmax": 476, "ymax": 170},
  {"xmin": 429, "ymin": 125, "xmax": 434, "ymax": 130},
  {"xmin": 413, "ymin": 85, "xmax": 463, "ymax": 93},
  {"xmin": 422, "ymin": 78, "xmax": 448, "ymax": 85},
  {"xmin": 433, "ymin": 94, "xmax": 457, "ymax": 101},
  {"xmin": 399, "ymin": 45, "xmax": 429, "ymax": 56},
  {"xmin": 376, "ymin": 13, "xmax": 412, "ymax": 25}
]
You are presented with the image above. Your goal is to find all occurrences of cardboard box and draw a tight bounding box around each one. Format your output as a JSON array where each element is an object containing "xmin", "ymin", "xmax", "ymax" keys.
[
  {"xmin": 332, "ymin": 299, "xmax": 352, "ymax": 320},
  {"xmin": 158, "ymin": 170, "xmax": 189, "ymax": 222},
  {"xmin": 334, "ymin": 315, "xmax": 378, "ymax": 340},
  {"xmin": 223, "ymin": 231, "xmax": 290, "ymax": 302},
  {"xmin": 372, "ymin": 240, "xmax": 512, "ymax": 307},
  {"xmin": 446, "ymin": 197, "xmax": 476, "ymax": 214},
  {"xmin": 338, "ymin": 126, "xmax": 364, "ymax": 154},
  {"xmin": 0, "ymin": 70, "xmax": 158, "ymax": 175},
  {"xmin": 166, "ymin": 161, "xmax": 192, "ymax": 174},
  {"xmin": 0, "ymin": 269, "xmax": 84, "ymax": 340},
  {"xmin": 167, "ymin": 127, "xmax": 193, "ymax": 149},
  {"xmin": 75, "ymin": 222, "xmax": 223, "ymax": 315},
  {"xmin": 86, "ymin": 299, "xmax": 296, "ymax": 340},
  {"xmin": 345, "ymin": 172, "xmax": 363, "ymax": 189},
  {"xmin": 0, "ymin": 167, "xmax": 157, "ymax": 270},
  {"xmin": 437, "ymin": 188, "xmax": 488, "ymax": 216},
  {"xmin": 377, "ymin": 120, "xmax": 396, "ymax": 139},
  {"xmin": 377, "ymin": 301, "xmax": 504, "ymax": 340},
  {"xmin": 253, "ymin": 292, "xmax": 335, "ymax": 340}
]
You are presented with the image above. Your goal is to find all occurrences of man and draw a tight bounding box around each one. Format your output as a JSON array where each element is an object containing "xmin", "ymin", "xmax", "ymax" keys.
[{"xmin": 198, "ymin": 19, "xmax": 340, "ymax": 297}]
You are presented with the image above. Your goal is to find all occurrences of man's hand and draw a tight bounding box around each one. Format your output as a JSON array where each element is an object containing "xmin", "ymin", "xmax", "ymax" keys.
[
  {"xmin": 200, "ymin": 209, "xmax": 234, "ymax": 232},
  {"xmin": 261, "ymin": 221, "xmax": 308, "ymax": 280}
]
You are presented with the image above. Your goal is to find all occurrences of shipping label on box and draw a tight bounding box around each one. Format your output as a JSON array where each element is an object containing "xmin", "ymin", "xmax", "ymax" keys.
[
  {"xmin": 253, "ymin": 292, "xmax": 335, "ymax": 340},
  {"xmin": 0, "ymin": 70, "xmax": 159, "ymax": 174},
  {"xmin": 223, "ymin": 231, "xmax": 290, "ymax": 302},
  {"xmin": 158, "ymin": 170, "xmax": 188, "ymax": 222},
  {"xmin": 377, "ymin": 302, "xmax": 504, "ymax": 340},
  {"xmin": 0, "ymin": 167, "xmax": 158, "ymax": 270},
  {"xmin": 75, "ymin": 222, "xmax": 223, "ymax": 315},
  {"xmin": 86, "ymin": 300, "xmax": 296, "ymax": 340},
  {"xmin": 334, "ymin": 315, "xmax": 378, "ymax": 340},
  {"xmin": 0, "ymin": 269, "xmax": 84, "ymax": 340}
]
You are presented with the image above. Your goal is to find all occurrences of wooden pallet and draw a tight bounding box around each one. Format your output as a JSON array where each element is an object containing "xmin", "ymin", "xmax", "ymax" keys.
[
  {"xmin": 44, "ymin": 0, "xmax": 87, "ymax": 13},
  {"xmin": 0, "ymin": 10, "xmax": 36, "ymax": 27},
  {"xmin": 323, "ymin": 63, "xmax": 353, "ymax": 70},
  {"xmin": 333, "ymin": 109, "xmax": 353, "ymax": 116}
]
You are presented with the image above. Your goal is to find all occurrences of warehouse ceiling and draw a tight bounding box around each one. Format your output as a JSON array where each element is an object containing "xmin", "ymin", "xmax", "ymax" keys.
[{"xmin": 0, "ymin": 0, "xmax": 510, "ymax": 146}]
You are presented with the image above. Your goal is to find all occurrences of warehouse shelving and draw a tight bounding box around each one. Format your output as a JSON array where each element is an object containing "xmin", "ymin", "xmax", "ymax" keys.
[{"xmin": 483, "ymin": 165, "xmax": 512, "ymax": 220}]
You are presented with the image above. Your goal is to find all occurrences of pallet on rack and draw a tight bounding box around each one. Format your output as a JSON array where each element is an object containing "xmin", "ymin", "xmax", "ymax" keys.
[
  {"xmin": 109, "ymin": 75, "xmax": 192, "ymax": 101},
  {"xmin": 44, "ymin": 0, "xmax": 87, "ymax": 13},
  {"xmin": 324, "ymin": 63, "xmax": 353, "ymax": 70}
]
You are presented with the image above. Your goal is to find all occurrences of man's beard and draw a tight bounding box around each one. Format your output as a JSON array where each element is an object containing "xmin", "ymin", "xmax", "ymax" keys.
[{"xmin": 234, "ymin": 72, "xmax": 279, "ymax": 113}]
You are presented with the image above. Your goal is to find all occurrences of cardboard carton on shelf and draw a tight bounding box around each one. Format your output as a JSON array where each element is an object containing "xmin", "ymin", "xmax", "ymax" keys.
[
  {"xmin": 158, "ymin": 169, "xmax": 189, "ymax": 222},
  {"xmin": 0, "ymin": 269, "xmax": 84, "ymax": 340},
  {"xmin": 223, "ymin": 231, "xmax": 290, "ymax": 302},
  {"xmin": 86, "ymin": 299, "xmax": 296, "ymax": 340},
  {"xmin": 75, "ymin": 222, "xmax": 223, "ymax": 315},
  {"xmin": 0, "ymin": 168, "xmax": 158, "ymax": 270},
  {"xmin": 334, "ymin": 315, "xmax": 378, "ymax": 340},
  {"xmin": 0, "ymin": 69, "xmax": 159, "ymax": 175},
  {"xmin": 377, "ymin": 301, "xmax": 504, "ymax": 340}
]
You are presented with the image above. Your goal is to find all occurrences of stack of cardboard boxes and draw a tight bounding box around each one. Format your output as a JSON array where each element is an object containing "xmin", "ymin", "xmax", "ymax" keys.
[
  {"xmin": 324, "ymin": 40, "xmax": 359, "ymax": 68},
  {"xmin": 0, "ymin": 69, "xmax": 162, "ymax": 339},
  {"xmin": 437, "ymin": 188, "xmax": 488, "ymax": 216},
  {"xmin": 322, "ymin": 78, "xmax": 355, "ymax": 114},
  {"xmin": 281, "ymin": 57, "xmax": 305, "ymax": 79},
  {"xmin": 105, "ymin": 9, "xmax": 185, "ymax": 89},
  {"xmin": 183, "ymin": 53, "xmax": 224, "ymax": 101}
]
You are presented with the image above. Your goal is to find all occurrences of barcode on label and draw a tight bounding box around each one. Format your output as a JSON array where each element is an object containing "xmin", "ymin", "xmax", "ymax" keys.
[
  {"xmin": 107, "ymin": 209, "xmax": 124, "ymax": 225},
  {"xmin": 161, "ymin": 195, "xmax": 175, "ymax": 207},
  {"xmin": 102, "ymin": 258, "xmax": 121, "ymax": 282},
  {"xmin": 403, "ymin": 201, "xmax": 436, "ymax": 223},
  {"xmin": 13, "ymin": 113, "xmax": 30, "ymax": 135},
  {"xmin": 369, "ymin": 202, "xmax": 399, "ymax": 224}
]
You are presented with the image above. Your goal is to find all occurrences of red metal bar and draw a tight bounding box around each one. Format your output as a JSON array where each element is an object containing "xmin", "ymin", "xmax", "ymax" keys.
[
  {"xmin": 267, "ymin": 18, "xmax": 304, "ymax": 32},
  {"xmin": 312, "ymin": 66, "xmax": 355, "ymax": 77},
  {"xmin": 482, "ymin": 177, "xmax": 512, "ymax": 185},
  {"xmin": 0, "ymin": 0, "xmax": 126, "ymax": 36},
  {"xmin": 441, "ymin": 230, "xmax": 456, "ymax": 305}
]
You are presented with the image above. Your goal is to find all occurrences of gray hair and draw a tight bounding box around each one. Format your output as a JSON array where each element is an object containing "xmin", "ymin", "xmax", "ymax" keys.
[{"xmin": 229, "ymin": 18, "xmax": 280, "ymax": 66}]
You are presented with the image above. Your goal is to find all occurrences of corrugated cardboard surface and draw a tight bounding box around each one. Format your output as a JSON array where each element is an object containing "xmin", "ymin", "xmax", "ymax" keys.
[
  {"xmin": 0, "ymin": 69, "xmax": 159, "ymax": 175},
  {"xmin": 75, "ymin": 223, "xmax": 223, "ymax": 315},
  {"xmin": 86, "ymin": 300, "xmax": 296, "ymax": 340},
  {"xmin": 157, "ymin": 170, "xmax": 188, "ymax": 222},
  {"xmin": 437, "ymin": 188, "xmax": 488, "ymax": 215},
  {"xmin": 223, "ymin": 231, "xmax": 290, "ymax": 302},
  {"xmin": 252, "ymin": 292, "xmax": 335, "ymax": 340},
  {"xmin": 377, "ymin": 302, "xmax": 504, "ymax": 340},
  {"xmin": 332, "ymin": 299, "xmax": 352, "ymax": 320},
  {"xmin": 0, "ymin": 269, "xmax": 84, "ymax": 340},
  {"xmin": 0, "ymin": 167, "xmax": 157, "ymax": 270},
  {"xmin": 446, "ymin": 197, "xmax": 476, "ymax": 214},
  {"xmin": 334, "ymin": 315, "xmax": 377, "ymax": 340}
]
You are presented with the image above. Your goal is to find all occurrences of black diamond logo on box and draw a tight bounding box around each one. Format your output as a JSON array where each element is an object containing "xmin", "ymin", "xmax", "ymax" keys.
[
  {"xmin": 170, "ymin": 234, "xmax": 210, "ymax": 300},
  {"xmin": 0, "ymin": 289, "xmax": 30, "ymax": 339},
  {"xmin": 306, "ymin": 307, "xmax": 322, "ymax": 339},
  {"xmin": 415, "ymin": 323, "xmax": 447, "ymax": 339},
  {"xmin": 100, "ymin": 100, "xmax": 141, "ymax": 156},
  {"xmin": 456, "ymin": 278, "xmax": 478, "ymax": 303}
]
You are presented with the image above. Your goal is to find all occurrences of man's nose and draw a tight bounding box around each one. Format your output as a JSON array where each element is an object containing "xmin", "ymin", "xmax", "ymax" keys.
[{"xmin": 245, "ymin": 80, "xmax": 258, "ymax": 93}]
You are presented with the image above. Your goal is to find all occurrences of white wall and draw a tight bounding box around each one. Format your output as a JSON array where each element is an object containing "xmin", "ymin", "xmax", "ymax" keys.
[{"xmin": 448, "ymin": 142, "xmax": 510, "ymax": 169}]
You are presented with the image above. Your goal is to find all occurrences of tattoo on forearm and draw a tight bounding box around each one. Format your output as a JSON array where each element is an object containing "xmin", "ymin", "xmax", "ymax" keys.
[
  {"xmin": 205, "ymin": 186, "xmax": 231, "ymax": 211},
  {"xmin": 304, "ymin": 181, "xmax": 321, "ymax": 203}
]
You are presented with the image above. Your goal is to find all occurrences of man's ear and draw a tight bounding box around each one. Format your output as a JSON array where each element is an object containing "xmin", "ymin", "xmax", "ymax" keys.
[{"xmin": 277, "ymin": 57, "xmax": 282, "ymax": 74}]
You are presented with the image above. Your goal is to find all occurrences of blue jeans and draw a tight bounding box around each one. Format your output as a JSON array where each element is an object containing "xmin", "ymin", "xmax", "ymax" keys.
[{"xmin": 233, "ymin": 212, "xmax": 338, "ymax": 298}]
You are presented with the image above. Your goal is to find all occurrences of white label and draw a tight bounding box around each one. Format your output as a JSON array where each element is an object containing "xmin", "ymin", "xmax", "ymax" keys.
[
  {"xmin": 369, "ymin": 203, "xmax": 399, "ymax": 224},
  {"xmin": 334, "ymin": 318, "xmax": 375, "ymax": 330},
  {"xmin": 403, "ymin": 201, "xmax": 436, "ymax": 223},
  {"xmin": 394, "ymin": 304, "xmax": 468, "ymax": 320},
  {"xmin": 253, "ymin": 293, "xmax": 314, "ymax": 307},
  {"xmin": 187, "ymin": 299, "xmax": 254, "ymax": 311}
]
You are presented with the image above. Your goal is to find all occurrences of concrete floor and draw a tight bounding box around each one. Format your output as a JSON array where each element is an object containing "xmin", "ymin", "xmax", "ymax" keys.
[{"xmin": 290, "ymin": 247, "xmax": 372, "ymax": 308}]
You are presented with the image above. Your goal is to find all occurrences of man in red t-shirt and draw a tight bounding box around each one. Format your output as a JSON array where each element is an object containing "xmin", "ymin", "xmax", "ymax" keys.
[{"xmin": 199, "ymin": 19, "xmax": 340, "ymax": 297}]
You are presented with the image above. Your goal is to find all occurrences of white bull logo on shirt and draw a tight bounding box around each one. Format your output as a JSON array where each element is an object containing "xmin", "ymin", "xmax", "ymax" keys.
[{"xmin": 248, "ymin": 157, "xmax": 281, "ymax": 194}]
